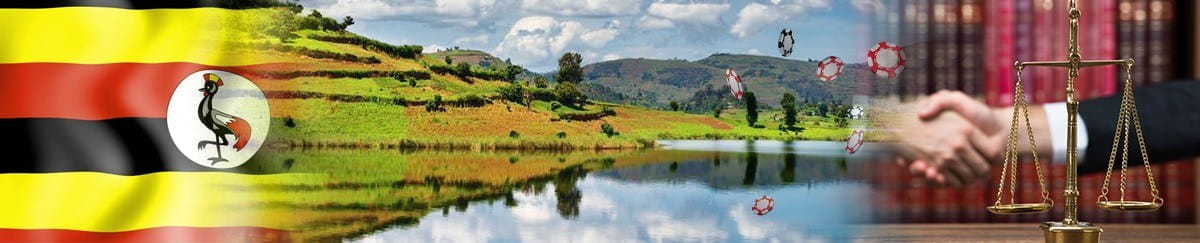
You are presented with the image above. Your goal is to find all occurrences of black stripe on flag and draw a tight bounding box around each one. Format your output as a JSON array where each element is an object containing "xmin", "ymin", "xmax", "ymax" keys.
[
  {"xmin": 0, "ymin": 0, "xmax": 296, "ymax": 9},
  {"xmin": 1, "ymin": 118, "xmax": 278, "ymax": 175}
]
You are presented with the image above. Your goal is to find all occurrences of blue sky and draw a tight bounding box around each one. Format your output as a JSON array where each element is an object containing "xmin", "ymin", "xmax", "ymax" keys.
[{"xmin": 298, "ymin": 0, "xmax": 878, "ymax": 72}]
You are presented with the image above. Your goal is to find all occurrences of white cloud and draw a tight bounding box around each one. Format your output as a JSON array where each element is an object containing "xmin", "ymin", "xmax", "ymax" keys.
[
  {"xmin": 495, "ymin": 16, "xmax": 625, "ymax": 68},
  {"xmin": 453, "ymin": 34, "xmax": 491, "ymax": 45},
  {"xmin": 521, "ymin": 0, "xmax": 641, "ymax": 16},
  {"xmin": 637, "ymin": 15, "xmax": 675, "ymax": 29},
  {"xmin": 730, "ymin": 0, "xmax": 832, "ymax": 38},
  {"xmin": 747, "ymin": 48, "xmax": 762, "ymax": 55},
  {"xmin": 602, "ymin": 53, "xmax": 621, "ymax": 61},
  {"xmin": 643, "ymin": 3, "xmax": 730, "ymax": 28},
  {"xmin": 580, "ymin": 23, "xmax": 619, "ymax": 48},
  {"xmin": 424, "ymin": 44, "xmax": 447, "ymax": 53},
  {"xmin": 313, "ymin": 0, "xmax": 499, "ymax": 28},
  {"xmin": 852, "ymin": 0, "xmax": 883, "ymax": 12}
]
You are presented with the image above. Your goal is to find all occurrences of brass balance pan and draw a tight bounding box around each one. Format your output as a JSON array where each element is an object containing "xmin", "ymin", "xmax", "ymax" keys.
[
  {"xmin": 986, "ymin": 203, "xmax": 1052, "ymax": 214},
  {"xmin": 1096, "ymin": 201, "xmax": 1161, "ymax": 212}
]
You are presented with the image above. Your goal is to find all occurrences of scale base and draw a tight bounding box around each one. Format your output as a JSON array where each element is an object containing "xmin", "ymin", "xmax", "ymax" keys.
[{"xmin": 1040, "ymin": 222, "xmax": 1102, "ymax": 243}]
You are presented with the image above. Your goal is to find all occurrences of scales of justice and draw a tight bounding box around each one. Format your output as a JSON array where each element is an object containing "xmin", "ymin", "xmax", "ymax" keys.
[{"xmin": 983, "ymin": 0, "xmax": 1163, "ymax": 242}]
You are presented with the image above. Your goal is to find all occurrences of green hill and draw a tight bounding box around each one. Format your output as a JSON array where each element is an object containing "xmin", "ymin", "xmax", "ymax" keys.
[{"xmin": 582, "ymin": 54, "xmax": 874, "ymax": 111}]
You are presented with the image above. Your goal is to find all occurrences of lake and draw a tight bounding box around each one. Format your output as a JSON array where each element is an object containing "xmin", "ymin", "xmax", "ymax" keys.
[{"xmin": 347, "ymin": 140, "xmax": 878, "ymax": 242}]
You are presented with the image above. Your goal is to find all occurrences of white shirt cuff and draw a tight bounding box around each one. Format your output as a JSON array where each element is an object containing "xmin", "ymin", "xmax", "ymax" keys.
[{"xmin": 1043, "ymin": 102, "xmax": 1088, "ymax": 164}]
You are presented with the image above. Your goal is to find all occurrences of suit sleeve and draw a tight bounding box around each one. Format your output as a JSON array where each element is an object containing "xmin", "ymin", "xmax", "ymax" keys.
[{"xmin": 1078, "ymin": 80, "xmax": 1200, "ymax": 173}]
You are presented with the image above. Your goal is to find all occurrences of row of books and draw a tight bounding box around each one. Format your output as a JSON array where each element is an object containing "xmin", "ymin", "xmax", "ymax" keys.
[
  {"xmin": 867, "ymin": 0, "xmax": 1182, "ymax": 105},
  {"xmin": 858, "ymin": 158, "xmax": 1195, "ymax": 223}
]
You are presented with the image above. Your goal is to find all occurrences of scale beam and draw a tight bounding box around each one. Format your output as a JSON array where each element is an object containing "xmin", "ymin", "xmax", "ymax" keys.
[{"xmin": 1019, "ymin": 60, "xmax": 1131, "ymax": 68}]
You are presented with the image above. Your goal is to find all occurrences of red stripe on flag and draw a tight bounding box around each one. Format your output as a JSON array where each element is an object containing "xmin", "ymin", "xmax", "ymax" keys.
[
  {"xmin": 0, "ymin": 62, "xmax": 288, "ymax": 120},
  {"xmin": 0, "ymin": 227, "xmax": 291, "ymax": 243}
]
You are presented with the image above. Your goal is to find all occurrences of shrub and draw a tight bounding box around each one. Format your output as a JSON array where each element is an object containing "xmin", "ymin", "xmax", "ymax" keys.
[
  {"xmin": 600, "ymin": 106, "xmax": 617, "ymax": 116},
  {"xmin": 508, "ymin": 130, "xmax": 520, "ymax": 139},
  {"xmin": 529, "ymin": 88, "xmax": 556, "ymax": 101},
  {"xmin": 554, "ymin": 82, "xmax": 587, "ymax": 107},
  {"xmin": 497, "ymin": 82, "xmax": 526, "ymax": 104},
  {"xmin": 455, "ymin": 63, "xmax": 472, "ymax": 79},
  {"xmin": 283, "ymin": 116, "xmax": 296, "ymax": 128},
  {"xmin": 454, "ymin": 94, "xmax": 489, "ymax": 107},
  {"xmin": 600, "ymin": 123, "xmax": 619, "ymax": 137},
  {"xmin": 311, "ymin": 35, "xmax": 423, "ymax": 58},
  {"xmin": 556, "ymin": 131, "xmax": 567, "ymax": 139},
  {"xmin": 425, "ymin": 95, "xmax": 445, "ymax": 112}
]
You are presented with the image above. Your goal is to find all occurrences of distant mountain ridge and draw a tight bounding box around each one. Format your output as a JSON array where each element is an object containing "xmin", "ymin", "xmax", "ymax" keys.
[{"xmin": 581, "ymin": 53, "xmax": 871, "ymax": 112}]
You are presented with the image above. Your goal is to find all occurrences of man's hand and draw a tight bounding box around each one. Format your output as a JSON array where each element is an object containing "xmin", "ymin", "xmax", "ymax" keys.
[
  {"xmin": 893, "ymin": 110, "xmax": 1002, "ymax": 187},
  {"xmin": 894, "ymin": 90, "xmax": 1052, "ymax": 187}
]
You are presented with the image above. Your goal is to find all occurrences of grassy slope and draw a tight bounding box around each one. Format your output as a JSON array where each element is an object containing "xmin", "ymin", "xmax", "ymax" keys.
[{"xmin": 263, "ymin": 30, "xmax": 854, "ymax": 149}]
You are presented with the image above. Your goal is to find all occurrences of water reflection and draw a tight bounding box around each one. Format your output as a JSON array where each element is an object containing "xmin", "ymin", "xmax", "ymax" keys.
[
  {"xmin": 356, "ymin": 174, "xmax": 868, "ymax": 242},
  {"xmin": 352, "ymin": 141, "xmax": 870, "ymax": 242}
]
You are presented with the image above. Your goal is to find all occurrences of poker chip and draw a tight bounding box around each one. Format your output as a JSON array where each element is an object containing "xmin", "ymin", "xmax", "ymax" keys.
[
  {"xmin": 816, "ymin": 56, "xmax": 844, "ymax": 82},
  {"xmin": 845, "ymin": 129, "xmax": 865, "ymax": 154},
  {"xmin": 726, "ymin": 68, "xmax": 745, "ymax": 99},
  {"xmin": 778, "ymin": 29, "xmax": 794, "ymax": 57},
  {"xmin": 848, "ymin": 105, "xmax": 865, "ymax": 119},
  {"xmin": 752, "ymin": 195, "xmax": 774, "ymax": 216},
  {"xmin": 866, "ymin": 41, "xmax": 906, "ymax": 78}
]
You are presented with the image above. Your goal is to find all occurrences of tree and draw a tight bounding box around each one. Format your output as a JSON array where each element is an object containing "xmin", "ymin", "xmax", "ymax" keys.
[
  {"xmin": 497, "ymin": 82, "xmax": 526, "ymax": 104},
  {"xmin": 444, "ymin": 56, "xmax": 452, "ymax": 64},
  {"xmin": 340, "ymin": 16, "xmax": 355, "ymax": 31},
  {"xmin": 713, "ymin": 105, "xmax": 723, "ymax": 118},
  {"xmin": 600, "ymin": 123, "xmax": 619, "ymax": 137},
  {"xmin": 455, "ymin": 63, "xmax": 472, "ymax": 79},
  {"xmin": 668, "ymin": 100, "xmax": 680, "ymax": 111},
  {"xmin": 780, "ymin": 93, "xmax": 798, "ymax": 131},
  {"xmin": 554, "ymin": 82, "xmax": 587, "ymax": 107},
  {"xmin": 533, "ymin": 76, "xmax": 549, "ymax": 88},
  {"xmin": 266, "ymin": 10, "xmax": 299, "ymax": 42},
  {"xmin": 309, "ymin": 9, "xmax": 323, "ymax": 18},
  {"xmin": 504, "ymin": 65, "xmax": 524, "ymax": 82},
  {"xmin": 745, "ymin": 92, "xmax": 759, "ymax": 127},
  {"xmin": 556, "ymin": 52, "xmax": 583, "ymax": 83}
]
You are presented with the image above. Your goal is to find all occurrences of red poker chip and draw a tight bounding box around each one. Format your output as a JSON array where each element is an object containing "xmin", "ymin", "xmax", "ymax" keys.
[
  {"xmin": 752, "ymin": 195, "xmax": 774, "ymax": 216},
  {"xmin": 866, "ymin": 42, "xmax": 906, "ymax": 79},
  {"xmin": 816, "ymin": 56, "xmax": 844, "ymax": 82},
  {"xmin": 845, "ymin": 130, "xmax": 865, "ymax": 154},
  {"xmin": 726, "ymin": 68, "xmax": 745, "ymax": 99}
]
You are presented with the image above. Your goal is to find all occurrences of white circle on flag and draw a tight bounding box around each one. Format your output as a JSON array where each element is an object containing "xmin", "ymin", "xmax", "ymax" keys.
[{"xmin": 166, "ymin": 70, "xmax": 270, "ymax": 169}]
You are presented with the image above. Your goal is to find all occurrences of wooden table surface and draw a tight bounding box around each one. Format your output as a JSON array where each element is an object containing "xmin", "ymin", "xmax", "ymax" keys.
[{"xmin": 853, "ymin": 224, "xmax": 1200, "ymax": 242}]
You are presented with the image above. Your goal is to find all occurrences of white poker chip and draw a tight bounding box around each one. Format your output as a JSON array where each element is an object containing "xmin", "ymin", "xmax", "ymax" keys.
[
  {"xmin": 848, "ymin": 105, "xmax": 865, "ymax": 119},
  {"xmin": 845, "ymin": 130, "xmax": 865, "ymax": 154},
  {"xmin": 816, "ymin": 56, "xmax": 844, "ymax": 82},
  {"xmin": 726, "ymin": 68, "xmax": 745, "ymax": 99},
  {"xmin": 778, "ymin": 29, "xmax": 794, "ymax": 57},
  {"xmin": 866, "ymin": 41, "xmax": 906, "ymax": 78},
  {"xmin": 752, "ymin": 195, "xmax": 774, "ymax": 216}
]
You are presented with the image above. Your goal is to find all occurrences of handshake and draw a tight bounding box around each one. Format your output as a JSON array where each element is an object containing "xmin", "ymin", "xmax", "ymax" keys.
[{"xmin": 889, "ymin": 91, "xmax": 1052, "ymax": 187}]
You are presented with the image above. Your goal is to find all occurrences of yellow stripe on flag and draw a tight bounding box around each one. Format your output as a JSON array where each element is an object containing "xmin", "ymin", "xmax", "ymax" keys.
[
  {"xmin": 0, "ymin": 172, "xmax": 319, "ymax": 232},
  {"xmin": 0, "ymin": 7, "xmax": 271, "ymax": 65}
]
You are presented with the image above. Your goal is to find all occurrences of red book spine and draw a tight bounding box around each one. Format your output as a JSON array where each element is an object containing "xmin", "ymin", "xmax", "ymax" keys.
[
  {"xmin": 983, "ymin": 0, "xmax": 1016, "ymax": 106},
  {"xmin": 1146, "ymin": 0, "xmax": 1173, "ymax": 84}
]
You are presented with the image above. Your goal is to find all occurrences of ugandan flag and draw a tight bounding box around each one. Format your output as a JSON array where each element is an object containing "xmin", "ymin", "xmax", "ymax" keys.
[{"xmin": 0, "ymin": 1, "xmax": 308, "ymax": 242}]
